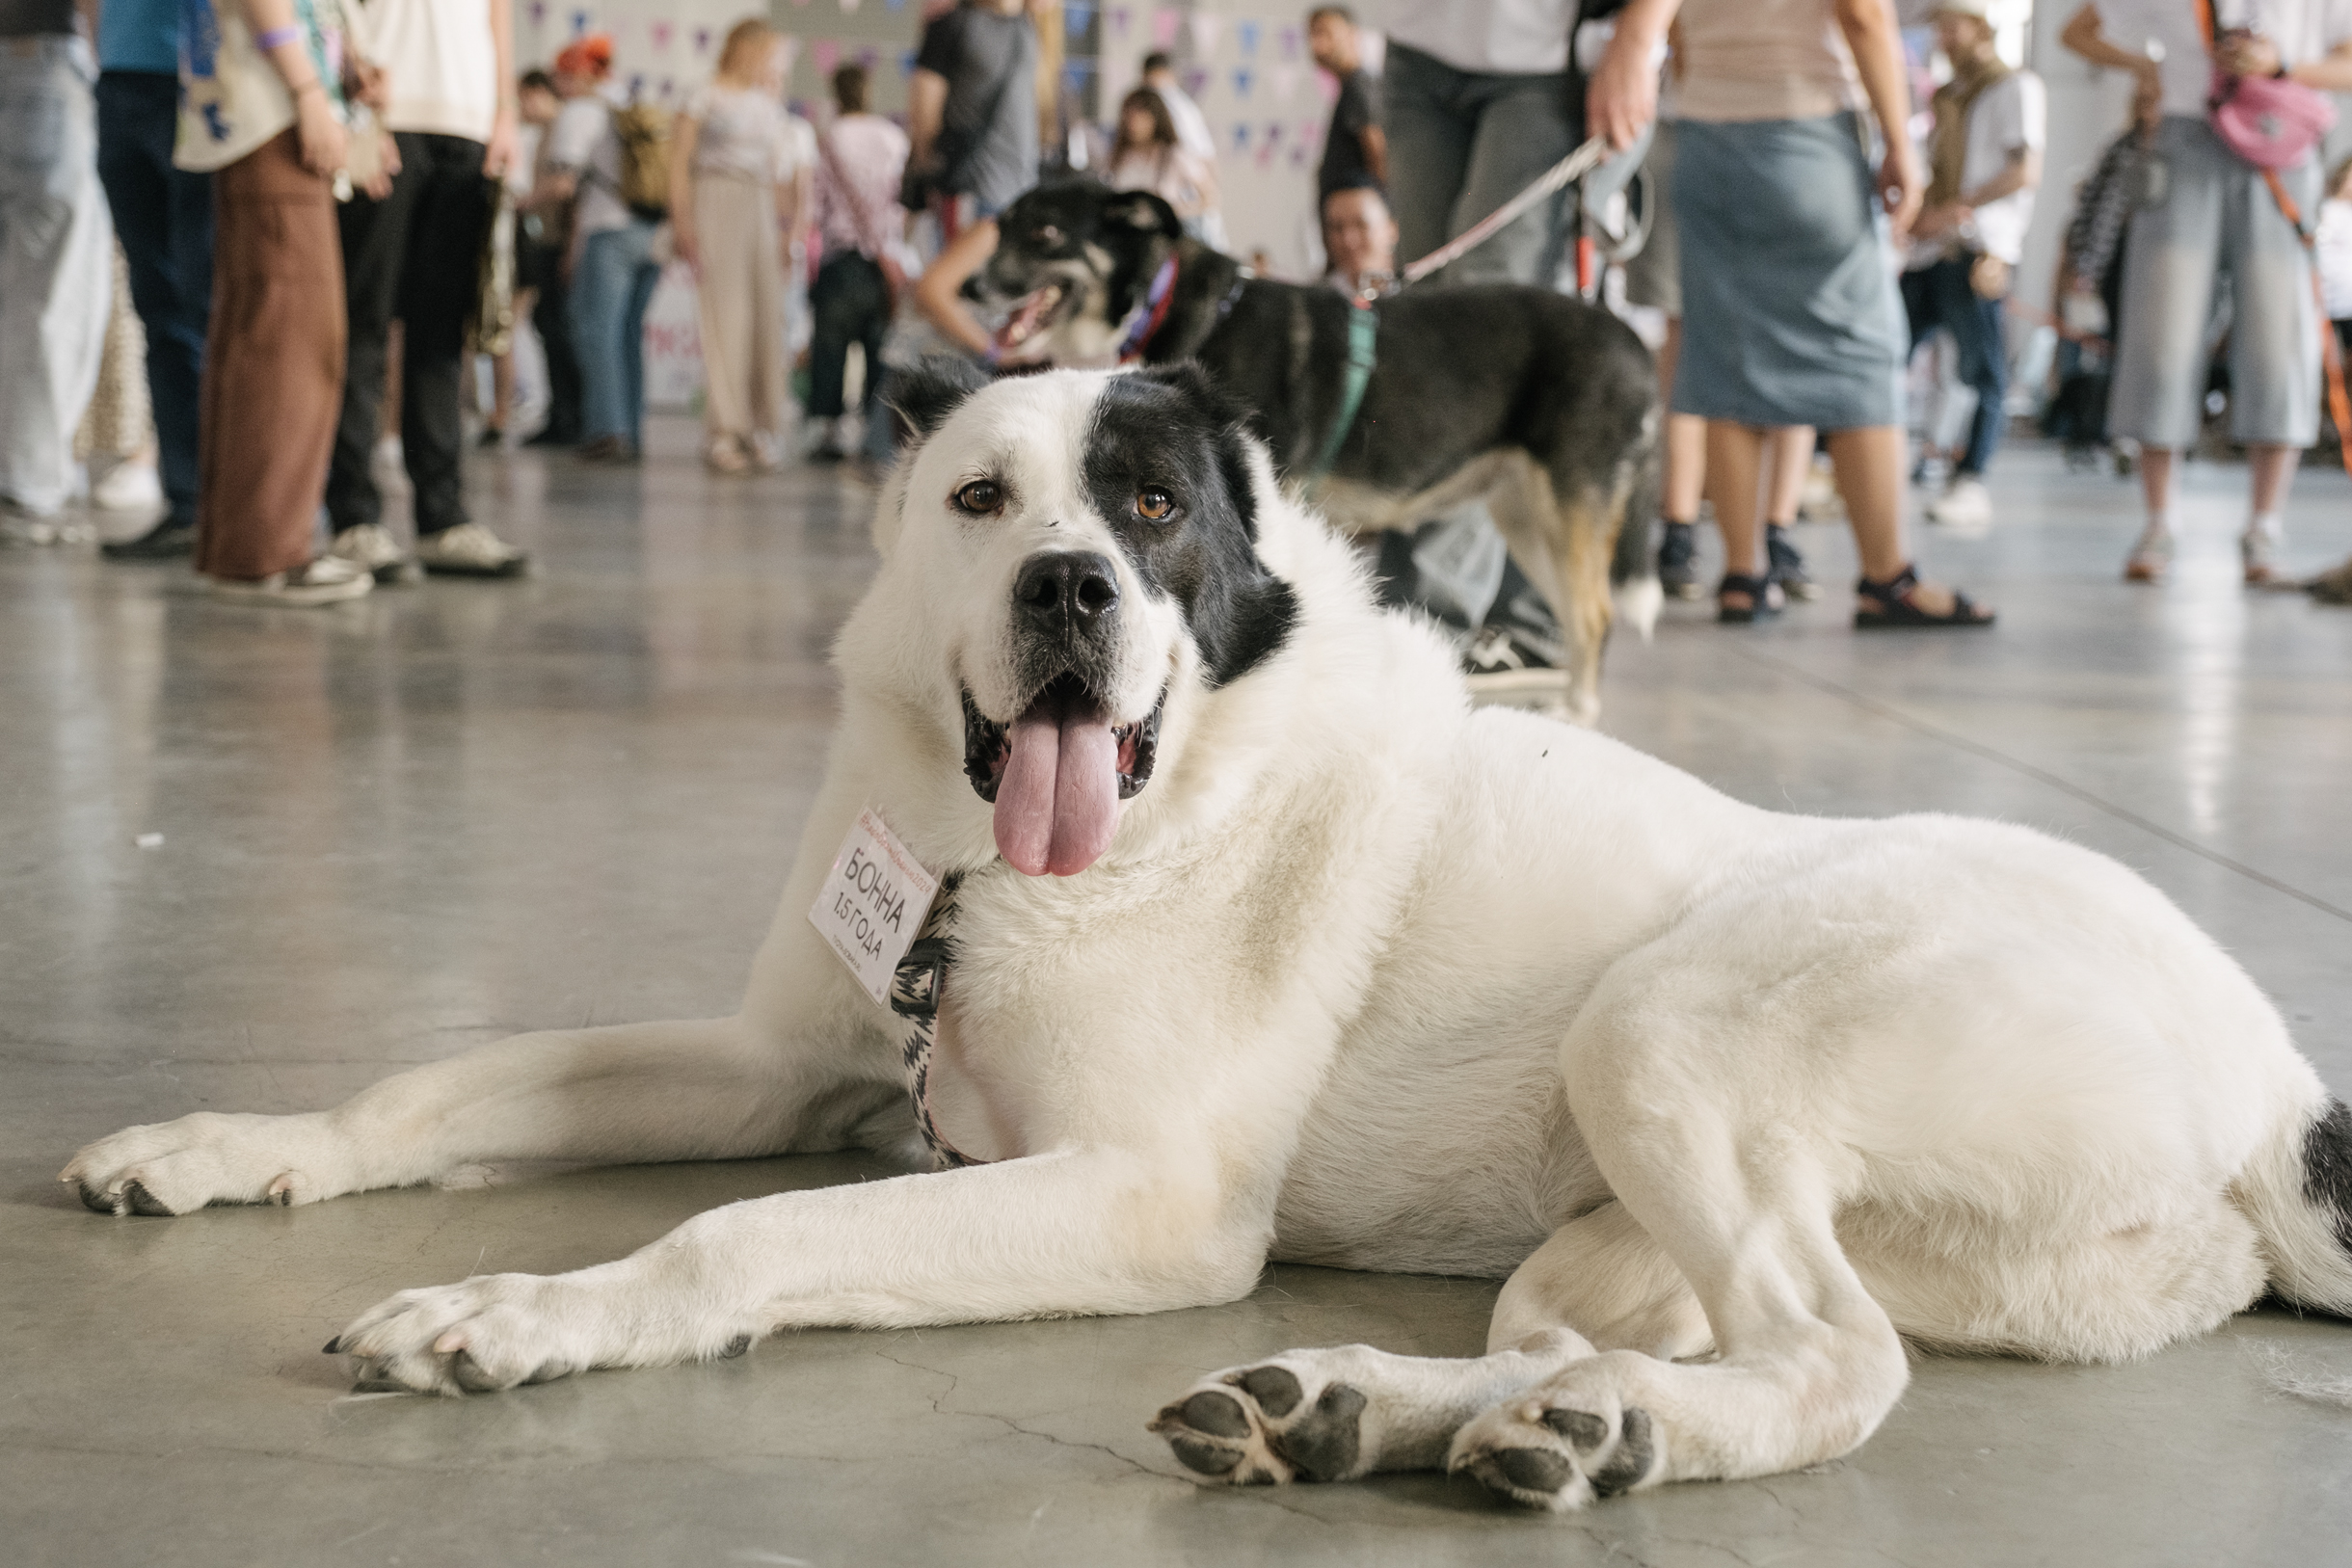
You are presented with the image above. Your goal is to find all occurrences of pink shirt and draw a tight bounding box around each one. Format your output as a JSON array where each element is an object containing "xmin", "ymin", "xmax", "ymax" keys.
[{"xmin": 814, "ymin": 113, "xmax": 911, "ymax": 261}]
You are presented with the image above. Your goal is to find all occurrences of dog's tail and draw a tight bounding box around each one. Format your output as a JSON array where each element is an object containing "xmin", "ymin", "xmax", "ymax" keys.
[
  {"xmin": 1608, "ymin": 409, "xmax": 1665, "ymax": 644},
  {"xmin": 2238, "ymin": 1099, "xmax": 2352, "ymax": 1316}
]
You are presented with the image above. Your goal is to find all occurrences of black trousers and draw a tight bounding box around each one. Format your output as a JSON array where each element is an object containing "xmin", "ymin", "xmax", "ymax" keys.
[
  {"xmin": 518, "ymin": 234, "xmax": 582, "ymax": 442},
  {"xmin": 94, "ymin": 70, "xmax": 212, "ymax": 528},
  {"xmin": 327, "ymin": 131, "xmax": 494, "ymax": 538},
  {"xmin": 808, "ymin": 252, "xmax": 892, "ymax": 421}
]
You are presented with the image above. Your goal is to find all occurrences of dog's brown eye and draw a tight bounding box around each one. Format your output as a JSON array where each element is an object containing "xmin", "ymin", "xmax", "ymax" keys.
[
  {"xmin": 954, "ymin": 480, "xmax": 1002, "ymax": 514},
  {"xmin": 1136, "ymin": 487, "xmax": 1174, "ymax": 520}
]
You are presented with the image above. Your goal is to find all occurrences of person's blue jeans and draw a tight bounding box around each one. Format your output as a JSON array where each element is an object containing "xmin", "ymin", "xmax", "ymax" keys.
[
  {"xmin": 95, "ymin": 69, "xmax": 210, "ymax": 528},
  {"xmin": 1902, "ymin": 257, "xmax": 2009, "ymax": 476},
  {"xmin": 570, "ymin": 219, "xmax": 661, "ymax": 445}
]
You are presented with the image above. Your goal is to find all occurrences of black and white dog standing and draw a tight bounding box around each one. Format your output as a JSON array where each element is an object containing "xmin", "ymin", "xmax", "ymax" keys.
[
  {"xmin": 976, "ymin": 183, "xmax": 1664, "ymax": 724},
  {"xmin": 64, "ymin": 366, "xmax": 2352, "ymax": 1510}
]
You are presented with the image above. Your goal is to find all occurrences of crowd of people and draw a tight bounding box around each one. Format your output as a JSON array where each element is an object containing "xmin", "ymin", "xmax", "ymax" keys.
[{"xmin": 6, "ymin": 0, "xmax": 2352, "ymax": 614}]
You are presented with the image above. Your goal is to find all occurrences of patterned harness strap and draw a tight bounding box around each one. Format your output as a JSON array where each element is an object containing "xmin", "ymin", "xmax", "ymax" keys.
[{"xmin": 888, "ymin": 873, "xmax": 991, "ymax": 1169}]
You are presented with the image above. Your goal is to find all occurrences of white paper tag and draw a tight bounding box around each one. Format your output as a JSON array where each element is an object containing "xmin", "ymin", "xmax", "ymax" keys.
[{"xmin": 808, "ymin": 808, "xmax": 943, "ymax": 1006}]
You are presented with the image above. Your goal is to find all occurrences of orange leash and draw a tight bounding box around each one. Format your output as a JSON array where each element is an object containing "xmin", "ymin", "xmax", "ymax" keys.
[{"xmin": 2258, "ymin": 169, "xmax": 2352, "ymax": 479}]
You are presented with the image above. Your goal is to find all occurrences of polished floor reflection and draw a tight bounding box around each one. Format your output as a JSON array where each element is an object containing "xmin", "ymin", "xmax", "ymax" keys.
[{"xmin": 5, "ymin": 425, "xmax": 2349, "ymax": 1568}]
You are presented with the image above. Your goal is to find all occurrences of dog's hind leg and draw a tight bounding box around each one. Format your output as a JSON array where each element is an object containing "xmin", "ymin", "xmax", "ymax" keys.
[
  {"xmin": 1483, "ymin": 458, "xmax": 1625, "ymax": 728},
  {"xmin": 1447, "ymin": 967, "xmax": 1911, "ymax": 1510},
  {"xmin": 1147, "ymin": 1203, "xmax": 1709, "ymax": 1487}
]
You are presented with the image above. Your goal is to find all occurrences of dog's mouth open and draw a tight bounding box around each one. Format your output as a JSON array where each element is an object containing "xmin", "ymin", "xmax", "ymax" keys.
[
  {"xmin": 992, "ymin": 282, "xmax": 1070, "ymax": 359},
  {"xmin": 963, "ymin": 675, "xmax": 1164, "ymax": 877}
]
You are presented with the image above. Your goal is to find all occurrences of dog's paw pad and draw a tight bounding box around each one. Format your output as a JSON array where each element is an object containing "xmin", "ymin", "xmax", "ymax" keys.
[
  {"xmin": 1151, "ymin": 1358, "xmax": 1375, "ymax": 1486},
  {"xmin": 1454, "ymin": 1398, "xmax": 1658, "ymax": 1510}
]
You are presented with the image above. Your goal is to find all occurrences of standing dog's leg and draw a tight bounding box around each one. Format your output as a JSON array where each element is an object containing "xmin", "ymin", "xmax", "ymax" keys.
[{"xmin": 1483, "ymin": 459, "xmax": 1620, "ymax": 727}]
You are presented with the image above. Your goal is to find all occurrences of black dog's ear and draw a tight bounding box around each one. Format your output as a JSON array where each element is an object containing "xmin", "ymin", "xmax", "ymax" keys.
[
  {"xmin": 884, "ymin": 355, "xmax": 994, "ymax": 442},
  {"xmin": 1102, "ymin": 189, "xmax": 1183, "ymax": 242}
]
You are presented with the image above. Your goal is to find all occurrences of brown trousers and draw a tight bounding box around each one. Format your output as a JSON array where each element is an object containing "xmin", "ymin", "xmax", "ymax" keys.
[
  {"xmin": 195, "ymin": 130, "xmax": 347, "ymax": 581},
  {"xmin": 691, "ymin": 173, "xmax": 788, "ymax": 446}
]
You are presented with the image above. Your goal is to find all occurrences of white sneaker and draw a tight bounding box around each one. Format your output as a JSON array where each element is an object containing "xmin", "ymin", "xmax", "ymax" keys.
[
  {"xmin": 1, "ymin": 505, "xmax": 94, "ymax": 545},
  {"xmin": 414, "ymin": 521, "xmax": 530, "ymax": 577},
  {"xmin": 93, "ymin": 461, "xmax": 165, "ymax": 513},
  {"xmin": 1925, "ymin": 476, "xmax": 1992, "ymax": 534},
  {"xmin": 208, "ymin": 555, "xmax": 375, "ymax": 605},
  {"xmin": 329, "ymin": 521, "xmax": 420, "ymax": 584}
]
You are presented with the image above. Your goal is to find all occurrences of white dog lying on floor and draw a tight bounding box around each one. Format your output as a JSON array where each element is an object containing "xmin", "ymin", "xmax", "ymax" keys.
[{"xmin": 64, "ymin": 362, "xmax": 2352, "ymax": 1509}]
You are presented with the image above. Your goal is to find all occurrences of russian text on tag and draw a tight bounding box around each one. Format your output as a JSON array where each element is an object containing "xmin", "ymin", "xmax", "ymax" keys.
[{"xmin": 809, "ymin": 809, "xmax": 942, "ymax": 1006}]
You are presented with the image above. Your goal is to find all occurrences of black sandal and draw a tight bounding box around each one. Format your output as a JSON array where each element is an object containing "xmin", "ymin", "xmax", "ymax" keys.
[
  {"xmin": 1716, "ymin": 572, "xmax": 1783, "ymax": 625},
  {"xmin": 1854, "ymin": 564, "xmax": 1995, "ymax": 628}
]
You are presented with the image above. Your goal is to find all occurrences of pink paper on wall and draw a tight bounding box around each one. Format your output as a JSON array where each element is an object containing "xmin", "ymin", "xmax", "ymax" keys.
[
  {"xmin": 1270, "ymin": 63, "xmax": 1299, "ymax": 101},
  {"xmin": 650, "ymin": 20, "xmax": 671, "ymax": 50},
  {"xmin": 1150, "ymin": 8, "xmax": 1179, "ymax": 48},
  {"xmin": 1187, "ymin": 12, "xmax": 1220, "ymax": 56},
  {"xmin": 1315, "ymin": 68, "xmax": 1339, "ymax": 104},
  {"xmin": 812, "ymin": 39, "xmax": 841, "ymax": 76}
]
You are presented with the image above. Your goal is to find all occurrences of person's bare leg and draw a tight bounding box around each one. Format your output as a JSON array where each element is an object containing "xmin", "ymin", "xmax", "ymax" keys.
[
  {"xmin": 2125, "ymin": 446, "xmax": 2176, "ymax": 579},
  {"xmin": 1660, "ymin": 321, "xmax": 1707, "ymax": 523},
  {"xmin": 1824, "ymin": 425, "xmax": 1985, "ymax": 618},
  {"xmin": 2238, "ymin": 443, "xmax": 2299, "ymax": 584},
  {"xmin": 1707, "ymin": 421, "xmax": 1768, "ymax": 612},
  {"xmin": 1763, "ymin": 426, "xmax": 1813, "ymax": 525}
]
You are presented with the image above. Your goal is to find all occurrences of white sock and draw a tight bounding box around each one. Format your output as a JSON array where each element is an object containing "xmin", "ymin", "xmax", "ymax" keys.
[
  {"xmin": 2247, "ymin": 510, "xmax": 2284, "ymax": 545},
  {"xmin": 2137, "ymin": 511, "xmax": 2171, "ymax": 545}
]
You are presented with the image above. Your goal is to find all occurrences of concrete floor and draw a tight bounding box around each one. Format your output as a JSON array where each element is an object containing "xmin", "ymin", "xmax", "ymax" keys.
[{"xmin": 6, "ymin": 424, "xmax": 2351, "ymax": 1568}]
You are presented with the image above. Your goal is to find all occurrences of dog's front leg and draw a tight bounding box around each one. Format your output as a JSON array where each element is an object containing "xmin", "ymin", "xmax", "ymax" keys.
[{"xmin": 332, "ymin": 1145, "xmax": 1266, "ymax": 1394}]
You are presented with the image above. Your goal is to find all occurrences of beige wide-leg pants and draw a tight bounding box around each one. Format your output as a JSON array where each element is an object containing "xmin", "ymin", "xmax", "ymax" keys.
[{"xmin": 691, "ymin": 172, "xmax": 788, "ymax": 450}]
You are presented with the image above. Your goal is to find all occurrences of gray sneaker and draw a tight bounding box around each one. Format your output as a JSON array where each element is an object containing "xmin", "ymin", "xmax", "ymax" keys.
[
  {"xmin": 329, "ymin": 522, "xmax": 420, "ymax": 584},
  {"xmin": 414, "ymin": 521, "xmax": 530, "ymax": 578},
  {"xmin": 1461, "ymin": 624, "xmax": 1566, "ymax": 697}
]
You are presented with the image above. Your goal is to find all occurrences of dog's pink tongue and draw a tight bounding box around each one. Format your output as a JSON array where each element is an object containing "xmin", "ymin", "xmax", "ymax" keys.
[{"xmin": 994, "ymin": 711, "xmax": 1120, "ymax": 877}]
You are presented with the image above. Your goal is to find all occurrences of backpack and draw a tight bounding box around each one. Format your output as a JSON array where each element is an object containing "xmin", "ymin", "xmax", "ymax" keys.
[{"xmin": 611, "ymin": 101, "xmax": 672, "ymax": 220}]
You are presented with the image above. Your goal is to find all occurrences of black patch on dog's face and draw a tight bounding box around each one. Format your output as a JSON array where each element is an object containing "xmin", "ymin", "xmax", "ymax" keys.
[
  {"xmin": 884, "ymin": 355, "xmax": 994, "ymax": 441},
  {"xmin": 1081, "ymin": 364, "xmax": 1296, "ymax": 688}
]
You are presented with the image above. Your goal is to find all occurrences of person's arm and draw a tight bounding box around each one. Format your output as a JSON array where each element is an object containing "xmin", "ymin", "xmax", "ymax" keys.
[
  {"xmin": 913, "ymin": 217, "xmax": 1001, "ymax": 359},
  {"xmin": 1587, "ymin": 0, "xmax": 1682, "ymax": 148},
  {"xmin": 1964, "ymin": 146, "xmax": 2041, "ymax": 208},
  {"xmin": 2060, "ymin": 4, "xmax": 2163, "ymax": 128},
  {"xmin": 908, "ymin": 68, "xmax": 949, "ymax": 166},
  {"xmin": 2218, "ymin": 33, "xmax": 2352, "ymax": 92},
  {"xmin": 482, "ymin": 0, "xmax": 519, "ymax": 177},
  {"xmin": 666, "ymin": 114, "xmax": 701, "ymax": 268},
  {"xmin": 1360, "ymin": 122, "xmax": 1387, "ymax": 185},
  {"xmin": 243, "ymin": 0, "xmax": 347, "ymax": 176},
  {"xmin": 1832, "ymin": 0, "xmax": 1923, "ymax": 237}
]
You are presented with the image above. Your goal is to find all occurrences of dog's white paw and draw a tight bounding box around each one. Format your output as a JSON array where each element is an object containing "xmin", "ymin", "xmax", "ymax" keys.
[
  {"xmin": 1149, "ymin": 1347, "xmax": 1385, "ymax": 1485},
  {"xmin": 59, "ymin": 1111, "xmax": 348, "ymax": 1216},
  {"xmin": 329, "ymin": 1273, "xmax": 755, "ymax": 1395},
  {"xmin": 1447, "ymin": 1357, "xmax": 1664, "ymax": 1510}
]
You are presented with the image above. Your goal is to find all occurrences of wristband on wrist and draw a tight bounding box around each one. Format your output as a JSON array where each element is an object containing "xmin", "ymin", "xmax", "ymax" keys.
[{"xmin": 255, "ymin": 24, "xmax": 303, "ymax": 51}]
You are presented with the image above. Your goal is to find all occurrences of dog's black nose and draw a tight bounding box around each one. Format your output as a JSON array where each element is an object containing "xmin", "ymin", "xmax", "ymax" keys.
[{"xmin": 1014, "ymin": 551, "xmax": 1120, "ymax": 636}]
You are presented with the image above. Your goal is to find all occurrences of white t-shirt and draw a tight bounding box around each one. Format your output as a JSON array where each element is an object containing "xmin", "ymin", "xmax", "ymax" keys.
[
  {"xmin": 2316, "ymin": 196, "xmax": 2352, "ymax": 316},
  {"xmin": 350, "ymin": 0, "xmax": 498, "ymax": 143},
  {"xmin": 2092, "ymin": 0, "xmax": 2352, "ymax": 119},
  {"xmin": 547, "ymin": 89, "xmax": 630, "ymax": 237},
  {"xmin": 1147, "ymin": 77, "xmax": 1216, "ymax": 160},
  {"xmin": 684, "ymin": 82, "xmax": 796, "ymax": 182},
  {"xmin": 1371, "ymin": 0, "xmax": 1573, "ymax": 75},
  {"xmin": 1960, "ymin": 70, "xmax": 2046, "ymax": 265}
]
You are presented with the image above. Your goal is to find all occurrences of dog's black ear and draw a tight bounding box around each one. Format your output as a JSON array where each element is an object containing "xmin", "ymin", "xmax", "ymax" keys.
[
  {"xmin": 1102, "ymin": 189, "xmax": 1183, "ymax": 243},
  {"xmin": 883, "ymin": 355, "xmax": 994, "ymax": 442}
]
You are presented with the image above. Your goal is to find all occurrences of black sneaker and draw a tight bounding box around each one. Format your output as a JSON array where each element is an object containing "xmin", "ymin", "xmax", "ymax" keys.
[
  {"xmin": 101, "ymin": 519, "xmax": 197, "ymax": 560},
  {"xmin": 1766, "ymin": 523, "xmax": 1820, "ymax": 600},
  {"xmin": 1658, "ymin": 520, "xmax": 1703, "ymax": 599}
]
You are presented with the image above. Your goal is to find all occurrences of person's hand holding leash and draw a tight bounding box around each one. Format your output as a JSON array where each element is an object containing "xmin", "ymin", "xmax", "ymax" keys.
[{"xmin": 1587, "ymin": 0, "xmax": 1680, "ymax": 150}]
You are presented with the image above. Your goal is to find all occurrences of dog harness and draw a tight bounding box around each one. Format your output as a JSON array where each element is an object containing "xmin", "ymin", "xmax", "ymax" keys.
[
  {"xmin": 1307, "ymin": 302, "xmax": 1379, "ymax": 481},
  {"xmin": 889, "ymin": 873, "xmax": 992, "ymax": 1169}
]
